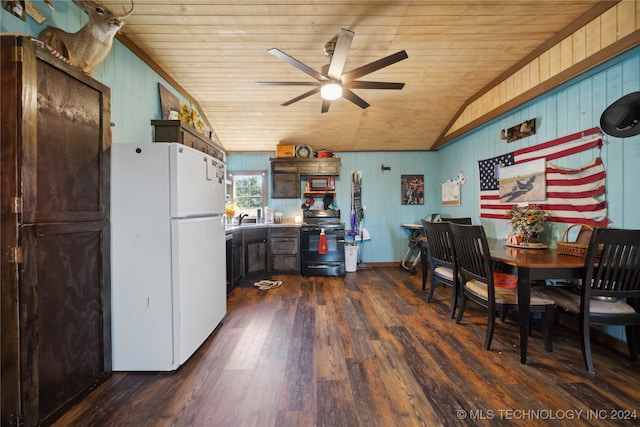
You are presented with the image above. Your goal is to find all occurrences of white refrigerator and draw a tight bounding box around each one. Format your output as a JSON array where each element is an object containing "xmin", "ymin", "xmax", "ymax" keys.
[{"xmin": 110, "ymin": 142, "xmax": 227, "ymax": 371}]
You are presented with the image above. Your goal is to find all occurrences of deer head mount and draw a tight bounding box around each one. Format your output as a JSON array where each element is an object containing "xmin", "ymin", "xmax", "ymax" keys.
[{"xmin": 38, "ymin": 1, "xmax": 134, "ymax": 75}]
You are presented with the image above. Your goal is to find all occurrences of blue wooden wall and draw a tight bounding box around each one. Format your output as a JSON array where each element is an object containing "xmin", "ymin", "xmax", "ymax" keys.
[
  {"xmin": 4, "ymin": 1, "xmax": 639, "ymax": 341},
  {"xmin": 229, "ymin": 46, "xmax": 640, "ymax": 265},
  {"xmin": 4, "ymin": 2, "xmax": 638, "ymax": 266},
  {"xmin": 1, "ymin": 0, "xmax": 192, "ymax": 143},
  {"xmin": 435, "ymin": 46, "xmax": 640, "ymax": 245}
]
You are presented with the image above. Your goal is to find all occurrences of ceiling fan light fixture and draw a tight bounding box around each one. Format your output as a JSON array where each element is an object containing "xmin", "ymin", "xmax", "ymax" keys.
[{"xmin": 321, "ymin": 81, "xmax": 342, "ymax": 100}]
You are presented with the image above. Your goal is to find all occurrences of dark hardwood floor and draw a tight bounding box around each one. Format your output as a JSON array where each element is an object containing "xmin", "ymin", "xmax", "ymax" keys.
[{"xmin": 54, "ymin": 267, "xmax": 640, "ymax": 426}]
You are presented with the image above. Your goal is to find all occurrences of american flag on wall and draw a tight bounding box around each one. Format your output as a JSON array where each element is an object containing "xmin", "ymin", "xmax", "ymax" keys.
[{"xmin": 478, "ymin": 127, "xmax": 609, "ymax": 227}]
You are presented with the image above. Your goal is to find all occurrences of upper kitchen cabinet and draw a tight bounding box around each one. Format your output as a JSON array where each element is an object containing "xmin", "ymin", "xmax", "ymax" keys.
[
  {"xmin": 151, "ymin": 119, "xmax": 226, "ymax": 162},
  {"xmin": 1, "ymin": 35, "xmax": 111, "ymax": 426},
  {"xmin": 270, "ymin": 158, "xmax": 340, "ymax": 199}
]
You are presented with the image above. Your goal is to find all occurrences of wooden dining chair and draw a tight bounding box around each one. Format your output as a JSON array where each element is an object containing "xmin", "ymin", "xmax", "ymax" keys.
[
  {"xmin": 449, "ymin": 223, "xmax": 555, "ymax": 351},
  {"xmin": 421, "ymin": 220, "xmax": 458, "ymax": 318},
  {"xmin": 420, "ymin": 217, "xmax": 471, "ymax": 291},
  {"xmin": 540, "ymin": 227, "xmax": 640, "ymax": 373}
]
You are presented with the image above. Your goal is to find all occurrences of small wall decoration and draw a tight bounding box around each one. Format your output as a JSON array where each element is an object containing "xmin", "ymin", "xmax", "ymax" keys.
[
  {"xmin": 500, "ymin": 118, "xmax": 536, "ymax": 142},
  {"xmin": 159, "ymin": 83, "xmax": 181, "ymax": 120},
  {"xmin": 401, "ymin": 175, "xmax": 424, "ymax": 205},
  {"xmin": 3, "ymin": 1, "xmax": 26, "ymax": 21},
  {"xmin": 442, "ymin": 180, "xmax": 461, "ymax": 206},
  {"xmin": 441, "ymin": 171, "xmax": 465, "ymax": 206},
  {"xmin": 25, "ymin": 1, "xmax": 46, "ymax": 24},
  {"xmin": 498, "ymin": 158, "xmax": 546, "ymax": 203}
]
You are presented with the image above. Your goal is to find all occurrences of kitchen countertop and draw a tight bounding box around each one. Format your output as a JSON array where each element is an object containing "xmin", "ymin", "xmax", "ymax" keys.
[{"xmin": 225, "ymin": 222, "xmax": 301, "ymax": 232}]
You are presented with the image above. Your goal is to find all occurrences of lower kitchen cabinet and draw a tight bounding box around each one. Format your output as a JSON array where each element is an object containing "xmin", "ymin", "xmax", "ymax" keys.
[
  {"xmin": 226, "ymin": 230, "xmax": 243, "ymax": 291},
  {"xmin": 227, "ymin": 226, "xmax": 301, "ymax": 281},
  {"xmin": 232, "ymin": 231, "xmax": 243, "ymax": 285},
  {"xmin": 243, "ymin": 228, "xmax": 268, "ymax": 277},
  {"xmin": 270, "ymin": 227, "xmax": 300, "ymax": 274}
]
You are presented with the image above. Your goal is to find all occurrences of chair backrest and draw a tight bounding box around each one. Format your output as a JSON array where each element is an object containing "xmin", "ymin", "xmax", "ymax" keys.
[
  {"xmin": 449, "ymin": 223, "xmax": 495, "ymax": 296},
  {"xmin": 421, "ymin": 220, "xmax": 455, "ymax": 267},
  {"xmin": 445, "ymin": 217, "xmax": 472, "ymax": 225},
  {"xmin": 584, "ymin": 228, "xmax": 640, "ymax": 301}
]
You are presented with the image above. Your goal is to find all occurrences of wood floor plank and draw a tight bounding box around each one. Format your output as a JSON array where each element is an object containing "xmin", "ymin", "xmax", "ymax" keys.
[
  {"xmin": 369, "ymin": 339, "xmax": 439, "ymax": 426},
  {"xmin": 280, "ymin": 294, "xmax": 316, "ymax": 413},
  {"xmin": 224, "ymin": 303, "xmax": 276, "ymax": 370},
  {"xmin": 338, "ymin": 296, "xmax": 377, "ymax": 359},
  {"xmin": 52, "ymin": 266, "xmax": 640, "ymax": 427},
  {"xmin": 228, "ymin": 358, "xmax": 286, "ymax": 427},
  {"xmin": 345, "ymin": 358, "xmax": 397, "ymax": 427},
  {"xmin": 317, "ymin": 379, "xmax": 359, "ymax": 427},
  {"xmin": 316, "ymin": 304, "xmax": 350, "ymax": 381}
]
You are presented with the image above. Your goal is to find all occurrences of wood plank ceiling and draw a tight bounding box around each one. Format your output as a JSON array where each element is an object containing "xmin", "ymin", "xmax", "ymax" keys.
[{"xmin": 104, "ymin": 0, "xmax": 616, "ymax": 153}]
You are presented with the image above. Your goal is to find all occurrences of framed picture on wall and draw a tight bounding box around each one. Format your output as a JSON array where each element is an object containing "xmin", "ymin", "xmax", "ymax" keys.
[
  {"xmin": 158, "ymin": 83, "xmax": 180, "ymax": 120},
  {"xmin": 401, "ymin": 175, "xmax": 424, "ymax": 205},
  {"xmin": 3, "ymin": 1, "xmax": 26, "ymax": 20}
]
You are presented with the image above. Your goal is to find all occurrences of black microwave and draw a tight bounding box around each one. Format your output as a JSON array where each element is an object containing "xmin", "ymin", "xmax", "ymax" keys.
[{"xmin": 307, "ymin": 176, "xmax": 335, "ymax": 192}]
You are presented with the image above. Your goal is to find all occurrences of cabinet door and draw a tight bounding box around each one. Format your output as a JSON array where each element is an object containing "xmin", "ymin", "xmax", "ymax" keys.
[
  {"xmin": 232, "ymin": 241, "xmax": 243, "ymax": 284},
  {"xmin": 272, "ymin": 173, "xmax": 300, "ymax": 199},
  {"xmin": 271, "ymin": 161, "xmax": 298, "ymax": 173},
  {"xmin": 271, "ymin": 255, "xmax": 300, "ymax": 273},
  {"xmin": 245, "ymin": 240, "xmax": 268, "ymax": 276},
  {"xmin": 317, "ymin": 159, "xmax": 340, "ymax": 175},
  {"xmin": 298, "ymin": 162, "xmax": 320, "ymax": 175},
  {"xmin": 23, "ymin": 55, "xmax": 110, "ymax": 224},
  {"xmin": 21, "ymin": 222, "xmax": 110, "ymax": 425},
  {"xmin": 270, "ymin": 237, "xmax": 300, "ymax": 273}
]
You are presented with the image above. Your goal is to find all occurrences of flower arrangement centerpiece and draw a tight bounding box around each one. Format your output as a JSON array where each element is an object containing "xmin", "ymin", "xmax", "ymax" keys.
[
  {"xmin": 506, "ymin": 204, "xmax": 546, "ymax": 245},
  {"xmin": 178, "ymin": 103, "xmax": 205, "ymax": 134},
  {"xmin": 225, "ymin": 202, "xmax": 236, "ymax": 224}
]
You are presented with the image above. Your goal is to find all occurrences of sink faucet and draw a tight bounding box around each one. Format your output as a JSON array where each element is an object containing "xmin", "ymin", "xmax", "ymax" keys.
[{"xmin": 237, "ymin": 213, "xmax": 248, "ymax": 224}]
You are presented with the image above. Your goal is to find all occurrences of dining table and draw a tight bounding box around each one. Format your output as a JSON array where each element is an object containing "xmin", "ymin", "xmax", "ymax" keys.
[{"xmin": 486, "ymin": 238, "xmax": 586, "ymax": 364}]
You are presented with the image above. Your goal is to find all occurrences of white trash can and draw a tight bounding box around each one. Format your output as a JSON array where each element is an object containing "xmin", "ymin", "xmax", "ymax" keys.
[{"xmin": 345, "ymin": 244, "xmax": 358, "ymax": 272}]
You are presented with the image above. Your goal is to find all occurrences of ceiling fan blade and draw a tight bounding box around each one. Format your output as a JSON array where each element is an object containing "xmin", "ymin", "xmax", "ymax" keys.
[
  {"xmin": 344, "ymin": 81, "xmax": 405, "ymax": 90},
  {"xmin": 321, "ymin": 99, "xmax": 332, "ymax": 114},
  {"xmin": 281, "ymin": 87, "xmax": 321, "ymax": 106},
  {"xmin": 267, "ymin": 48, "xmax": 326, "ymax": 82},
  {"xmin": 341, "ymin": 50, "xmax": 408, "ymax": 83},
  {"xmin": 342, "ymin": 89, "xmax": 370, "ymax": 109},
  {"xmin": 327, "ymin": 29, "xmax": 354, "ymax": 80},
  {"xmin": 256, "ymin": 81, "xmax": 321, "ymax": 86}
]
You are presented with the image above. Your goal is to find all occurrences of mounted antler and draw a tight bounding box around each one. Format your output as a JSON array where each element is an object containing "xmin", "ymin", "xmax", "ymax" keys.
[{"xmin": 38, "ymin": 1, "xmax": 134, "ymax": 75}]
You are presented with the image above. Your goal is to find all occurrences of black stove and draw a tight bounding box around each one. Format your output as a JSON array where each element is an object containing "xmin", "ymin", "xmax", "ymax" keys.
[{"xmin": 300, "ymin": 209, "xmax": 345, "ymax": 276}]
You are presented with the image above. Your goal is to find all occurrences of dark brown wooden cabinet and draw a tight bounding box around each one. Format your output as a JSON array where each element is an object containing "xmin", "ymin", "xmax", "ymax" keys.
[
  {"xmin": 243, "ymin": 228, "xmax": 268, "ymax": 277},
  {"xmin": 232, "ymin": 232, "xmax": 244, "ymax": 285},
  {"xmin": 1, "ymin": 35, "xmax": 111, "ymax": 426},
  {"xmin": 151, "ymin": 119, "xmax": 225, "ymax": 161},
  {"xmin": 270, "ymin": 158, "xmax": 340, "ymax": 199},
  {"xmin": 270, "ymin": 227, "xmax": 300, "ymax": 274}
]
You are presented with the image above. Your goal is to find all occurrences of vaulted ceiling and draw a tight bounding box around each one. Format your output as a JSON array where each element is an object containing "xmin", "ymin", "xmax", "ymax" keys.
[{"xmin": 101, "ymin": 0, "xmax": 636, "ymax": 153}]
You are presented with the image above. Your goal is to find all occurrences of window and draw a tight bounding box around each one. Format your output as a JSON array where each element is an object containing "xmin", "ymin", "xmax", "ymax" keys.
[{"xmin": 228, "ymin": 170, "xmax": 267, "ymax": 217}]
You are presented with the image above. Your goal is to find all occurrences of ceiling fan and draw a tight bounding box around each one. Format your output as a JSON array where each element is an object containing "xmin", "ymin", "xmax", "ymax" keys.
[{"xmin": 256, "ymin": 29, "xmax": 408, "ymax": 113}]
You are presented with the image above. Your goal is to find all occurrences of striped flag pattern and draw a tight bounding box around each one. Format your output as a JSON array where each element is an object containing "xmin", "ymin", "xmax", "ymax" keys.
[{"xmin": 478, "ymin": 127, "xmax": 609, "ymax": 226}]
